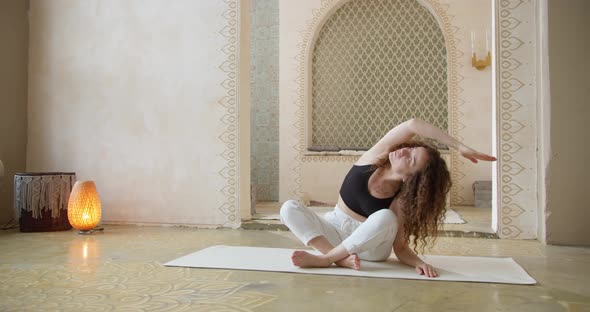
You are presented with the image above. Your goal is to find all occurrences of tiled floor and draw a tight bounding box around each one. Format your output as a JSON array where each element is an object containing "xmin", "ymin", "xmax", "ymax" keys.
[{"xmin": 1, "ymin": 225, "xmax": 589, "ymax": 311}]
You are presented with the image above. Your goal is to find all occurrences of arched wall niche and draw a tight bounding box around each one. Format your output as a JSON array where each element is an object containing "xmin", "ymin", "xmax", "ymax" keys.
[{"xmin": 307, "ymin": 0, "xmax": 449, "ymax": 151}]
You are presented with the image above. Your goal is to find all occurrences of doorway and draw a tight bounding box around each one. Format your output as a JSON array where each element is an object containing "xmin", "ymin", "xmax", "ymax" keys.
[{"xmin": 250, "ymin": 0, "xmax": 280, "ymax": 219}]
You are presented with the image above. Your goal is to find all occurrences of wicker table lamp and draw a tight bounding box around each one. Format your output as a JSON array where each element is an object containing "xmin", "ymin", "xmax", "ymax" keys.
[{"xmin": 67, "ymin": 181, "xmax": 101, "ymax": 234}]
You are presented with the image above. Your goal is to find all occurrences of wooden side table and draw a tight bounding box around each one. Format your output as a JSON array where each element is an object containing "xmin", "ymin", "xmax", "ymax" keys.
[{"xmin": 14, "ymin": 172, "xmax": 76, "ymax": 232}]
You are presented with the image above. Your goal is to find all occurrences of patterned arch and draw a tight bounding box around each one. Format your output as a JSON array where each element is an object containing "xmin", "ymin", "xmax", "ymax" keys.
[{"xmin": 310, "ymin": 0, "xmax": 448, "ymax": 150}]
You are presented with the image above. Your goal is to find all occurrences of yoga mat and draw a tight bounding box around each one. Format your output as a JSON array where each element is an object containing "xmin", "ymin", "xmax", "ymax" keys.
[
  {"xmin": 164, "ymin": 245, "xmax": 536, "ymax": 285},
  {"xmin": 443, "ymin": 208, "xmax": 466, "ymax": 224}
]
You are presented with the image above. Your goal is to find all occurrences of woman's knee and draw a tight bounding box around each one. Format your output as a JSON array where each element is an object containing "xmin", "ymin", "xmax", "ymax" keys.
[
  {"xmin": 279, "ymin": 200, "xmax": 303, "ymax": 223},
  {"xmin": 367, "ymin": 209, "xmax": 398, "ymax": 230}
]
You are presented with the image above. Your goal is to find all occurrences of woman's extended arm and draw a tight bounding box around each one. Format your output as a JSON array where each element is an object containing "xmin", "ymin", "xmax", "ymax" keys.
[
  {"xmin": 359, "ymin": 118, "xmax": 496, "ymax": 164},
  {"xmin": 392, "ymin": 221, "xmax": 438, "ymax": 278},
  {"xmin": 407, "ymin": 119, "xmax": 496, "ymax": 163},
  {"xmin": 406, "ymin": 118, "xmax": 462, "ymax": 149},
  {"xmin": 394, "ymin": 244, "xmax": 438, "ymax": 278}
]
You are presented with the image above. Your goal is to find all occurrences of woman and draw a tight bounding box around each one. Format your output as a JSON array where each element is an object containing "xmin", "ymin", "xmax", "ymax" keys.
[{"xmin": 280, "ymin": 118, "xmax": 496, "ymax": 277}]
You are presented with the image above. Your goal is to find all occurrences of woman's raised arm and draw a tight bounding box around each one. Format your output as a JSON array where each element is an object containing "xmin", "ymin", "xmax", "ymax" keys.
[{"xmin": 359, "ymin": 118, "xmax": 496, "ymax": 164}]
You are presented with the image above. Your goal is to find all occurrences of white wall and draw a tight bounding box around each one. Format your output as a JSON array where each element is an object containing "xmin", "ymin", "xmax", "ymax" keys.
[
  {"xmin": 27, "ymin": 0, "xmax": 247, "ymax": 227},
  {"xmin": 447, "ymin": 0, "xmax": 494, "ymax": 205}
]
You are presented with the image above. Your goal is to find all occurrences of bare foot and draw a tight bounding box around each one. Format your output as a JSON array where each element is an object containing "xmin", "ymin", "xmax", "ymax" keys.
[
  {"xmin": 291, "ymin": 251, "xmax": 331, "ymax": 268},
  {"xmin": 335, "ymin": 254, "xmax": 361, "ymax": 270}
]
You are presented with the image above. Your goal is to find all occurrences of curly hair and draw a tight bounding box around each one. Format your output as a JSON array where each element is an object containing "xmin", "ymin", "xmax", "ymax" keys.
[{"xmin": 372, "ymin": 141, "xmax": 452, "ymax": 253}]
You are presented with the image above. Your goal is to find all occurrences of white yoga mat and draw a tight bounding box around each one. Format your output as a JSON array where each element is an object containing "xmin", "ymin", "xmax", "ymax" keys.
[
  {"xmin": 443, "ymin": 208, "xmax": 466, "ymax": 224},
  {"xmin": 164, "ymin": 245, "xmax": 536, "ymax": 285}
]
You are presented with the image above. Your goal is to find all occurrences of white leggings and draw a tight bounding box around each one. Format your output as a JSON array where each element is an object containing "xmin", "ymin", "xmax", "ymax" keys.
[{"xmin": 279, "ymin": 200, "xmax": 398, "ymax": 261}]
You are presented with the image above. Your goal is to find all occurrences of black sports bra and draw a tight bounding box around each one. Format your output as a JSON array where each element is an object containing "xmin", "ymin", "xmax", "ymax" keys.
[{"xmin": 339, "ymin": 165, "xmax": 399, "ymax": 217}]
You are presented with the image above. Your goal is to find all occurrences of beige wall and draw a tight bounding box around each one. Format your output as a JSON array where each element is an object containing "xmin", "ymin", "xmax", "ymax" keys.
[
  {"xmin": 0, "ymin": 0, "xmax": 29, "ymax": 223},
  {"xmin": 27, "ymin": 0, "xmax": 245, "ymax": 227},
  {"xmin": 300, "ymin": 156, "xmax": 357, "ymax": 204},
  {"xmin": 545, "ymin": 0, "xmax": 590, "ymax": 245},
  {"xmin": 448, "ymin": 0, "xmax": 494, "ymax": 206},
  {"xmin": 279, "ymin": 0, "xmax": 493, "ymax": 205}
]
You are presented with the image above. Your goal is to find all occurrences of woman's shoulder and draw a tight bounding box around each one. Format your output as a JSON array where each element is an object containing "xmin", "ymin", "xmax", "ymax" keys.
[{"xmin": 352, "ymin": 162, "xmax": 375, "ymax": 168}]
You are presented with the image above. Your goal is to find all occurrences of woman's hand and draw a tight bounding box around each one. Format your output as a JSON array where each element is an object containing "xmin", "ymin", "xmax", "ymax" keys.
[
  {"xmin": 415, "ymin": 262, "xmax": 438, "ymax": 278},
  {"xmin": 458, "ymin": 144, "xmax": 497, "ymax": 163}
]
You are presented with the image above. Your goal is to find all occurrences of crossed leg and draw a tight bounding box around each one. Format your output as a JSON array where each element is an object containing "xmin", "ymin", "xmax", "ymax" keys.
[
  {"xmin": 280, "ymin": 200, "xmax": 397, "ymax": 270},
  {"xmin": 291, "ymin": 236, "xmax": 361, "ymax": 270},
  {"xmin": 279, "ymin": 200, "xmax": 359, "ymax": 269}
]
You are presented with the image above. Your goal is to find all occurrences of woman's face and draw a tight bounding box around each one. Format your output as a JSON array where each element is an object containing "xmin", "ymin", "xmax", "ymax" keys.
[{"xmin": 388, "ymin": 147, "xmax": 430, "ymax": 181}]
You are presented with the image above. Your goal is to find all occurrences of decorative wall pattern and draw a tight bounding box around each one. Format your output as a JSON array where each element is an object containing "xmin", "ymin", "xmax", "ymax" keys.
[
  {"xmin": 419, "ymin": 0, "xmax": 468, "ymax": 206},
  {"xmin": 250, "ymin": 0, "xmax": 280, "ymax": 201},
  {"xmin": 290, "ymin": 0, "xmax": 340, "ymax": 200},
  {"xmin": 311, "ymin": 0, "xmax": 448, "ymax": 150},
  {"xmin": 301, "ymin": 155, "xmax": 360, "ymax": 163},
  {"xmin": 217, "ymin": 0, "xmax": 241, "ymax": 227},
  {"xmin": 495, "ymin": 0, "xmax": 537, "ymax": 239}
]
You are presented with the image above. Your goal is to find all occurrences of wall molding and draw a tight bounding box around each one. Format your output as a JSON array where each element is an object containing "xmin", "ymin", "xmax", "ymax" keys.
[
  {"xmin": 494, "ymin": 0, "xmax": 538, "ymax": 239},
  {"xmin": 218, "ymin": 0, "xmax": 241, "ymax": 227}
]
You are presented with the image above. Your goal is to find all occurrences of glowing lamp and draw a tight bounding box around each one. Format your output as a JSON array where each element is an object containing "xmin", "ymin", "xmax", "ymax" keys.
[{"xmin": 68, "ymin": 181, "xmax": 102, "ymax": 234}]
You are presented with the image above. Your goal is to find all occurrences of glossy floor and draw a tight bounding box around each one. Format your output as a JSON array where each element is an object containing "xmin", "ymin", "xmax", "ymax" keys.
[{"xmin": 0, "ymin": 225, "xmax": 589, "ymax": 311}]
